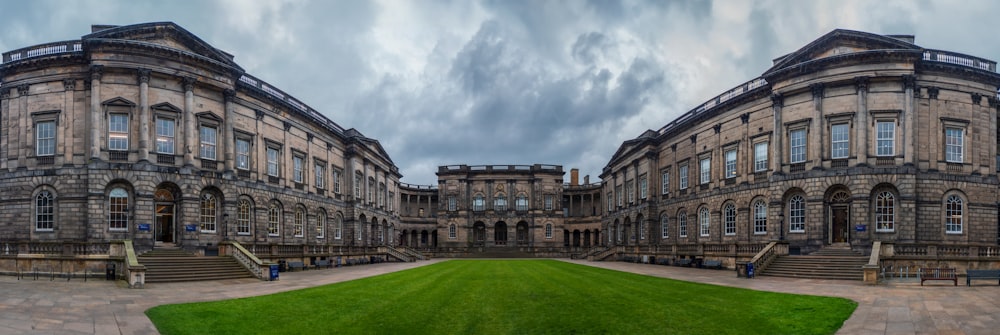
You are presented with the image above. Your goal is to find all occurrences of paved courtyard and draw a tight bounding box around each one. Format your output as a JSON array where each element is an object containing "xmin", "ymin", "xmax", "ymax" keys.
[{"xmin": 0, "ymin": 259, "xmax": 997, "ymax": 334}]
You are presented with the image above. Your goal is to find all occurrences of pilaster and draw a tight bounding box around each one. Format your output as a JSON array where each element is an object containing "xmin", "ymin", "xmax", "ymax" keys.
[
  {"xmin": 182, "ymin": 77, "xmax": 196, "ymax": 167},
  {"xmin": 770, "ymin": 93, "xmax": 784, "ymax": 172},
  {"xmin": 855, "ymin": 76, "xmax": 870, "ymax": 165},
  {"xmin": 223, "ymin": 89, "xmax": 236, "ymax": 172},
  {"xmin": 902, "ymin": 75, "xmax": 915, "ymax": 166},
  {"xmin": 138, "ymin": 69, "xmax": 151, "ymax": 162},
  {"xmin": 63, "ymin": 79, "xmax": 76, "ymax": 165},
  {"xmin": 90, "ymin": 65, "xmax": 103, "ymax": 161}
]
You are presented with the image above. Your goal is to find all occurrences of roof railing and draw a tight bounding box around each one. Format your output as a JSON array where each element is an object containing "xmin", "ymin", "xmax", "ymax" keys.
[
  {"xmin": 2, "ymin": 40, "xmax": 82, "ymax": 63},
  {"xmin": 923, "ymin": 49, "xmax": 996, "ymax": 72}
]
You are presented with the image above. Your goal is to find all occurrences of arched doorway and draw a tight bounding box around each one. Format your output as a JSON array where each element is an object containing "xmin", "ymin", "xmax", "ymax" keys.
[
  {"xmin": 583, "ymin": 230, "xmax": 591, "ymax": 247},
  {"xmin": 473, "ymin": 222, "xmax": 486, "ymax": 246},
  {"xmin": 154, "ymin": 183, "xmax": 180, "ymax": 246},
  {"xmin": 825, "ymin": 186, "xmax": 852, "ymax": 244},
  {"xmin": 495, "ymin": 221, "xmax": 508, "ymax": 246},
  {"xmin": 573, "ymin": 230, "xmax": 581, "ymax": 247},
  {"xmin": 516, "ymin": 221, "xmax": 529, "ymax": 245}
]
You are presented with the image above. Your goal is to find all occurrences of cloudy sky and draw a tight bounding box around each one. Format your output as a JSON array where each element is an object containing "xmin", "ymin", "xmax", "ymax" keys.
[{"xmin": 1, "ymin": 0, "xmax": 996, "ymax": 185}]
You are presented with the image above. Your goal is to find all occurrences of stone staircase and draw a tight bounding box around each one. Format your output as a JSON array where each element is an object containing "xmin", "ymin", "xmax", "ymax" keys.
[
  {"xmin": 138, "ymin": 248, "xmax": 254, "ymax": 283},
  {"xmin": 758, "ymin": 245, "xmax": 867, "ymax": 281}
]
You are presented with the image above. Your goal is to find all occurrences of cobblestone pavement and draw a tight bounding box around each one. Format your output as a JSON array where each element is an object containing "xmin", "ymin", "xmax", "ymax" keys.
[{"xmin": 2, "ymin": 259, "xmax": 997, "ymax": 334}]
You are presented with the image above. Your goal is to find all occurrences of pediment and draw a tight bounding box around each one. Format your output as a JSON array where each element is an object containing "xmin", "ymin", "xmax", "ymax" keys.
[
  {"xmin": 766, "ymin": 29, "xmax": 919, "ymax": 75},
  {"xmin": 85, "ymin": 22, "xmax": 238, "ymax": 69}
]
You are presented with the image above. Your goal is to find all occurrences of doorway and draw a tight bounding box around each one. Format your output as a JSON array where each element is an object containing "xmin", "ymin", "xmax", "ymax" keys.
[
  {"xmin": 831, "ymin": 206, "xmax": 849, "ymax": 243},
  {"xmin": 155, "ymin": 204, "xmax": 175, "ymax": 243}
]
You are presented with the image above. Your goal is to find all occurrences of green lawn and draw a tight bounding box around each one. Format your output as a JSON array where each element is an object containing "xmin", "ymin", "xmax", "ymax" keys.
[{"xmin": 146, "ymin": 260, "xmax": 856, "ymax": 335}]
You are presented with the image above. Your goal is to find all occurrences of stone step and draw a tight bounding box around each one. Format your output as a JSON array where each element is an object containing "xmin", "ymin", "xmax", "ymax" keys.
[{"xmin": 139, "ymin": 255, "xmax": 253, "ymax": 283}]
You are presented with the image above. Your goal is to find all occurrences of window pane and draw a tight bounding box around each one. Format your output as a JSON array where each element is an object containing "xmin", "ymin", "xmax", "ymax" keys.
[
  {"xmin": 754, "ymin": 142, "xmax": 768, "ymax": 172},
  {"xmin": 831, "ymin": 124, "xmax": 849, "ymax": 159},
  {"xmin": 267, "ymin": 148, "xmax": 279, "ymax": 176},
  {"xmin": 700, "ymin": 158, "xmax": 711, "ymax": 184},
  {"xmin": 36, "ymin": 191, "xmax": 54, "ymax": 231},
  {"xmin": 790, "ymin": 129, "xmax": 805, "ymax": 163},
  {"xmin": 109, "ymin": 188, "xmax": 128, "ymax": 231},
  {"xmin": 945, "ymin": 128, "xmax": 963, "ymax": 163},
  {"xmin": 293, "ymin": 156, "xmax": 303, "ymax": 182},
  {"xmin": 876, "ymin": 121, "xmax": 895, "ymax": 156},
  {"xmin": 754, "ymin": 201, "xmax": 767, "ymax": 234},
  {"xmin": 156, "ymin": 118, "xmax": 175, "ymax": 154},
  {"xmin": 109, "ymin": 114, "xmax": 129, "ymax": 151},
  {"xmin": 36, "ymin": 121, "xmax": 55, "ymax": 156},
  {"xmin": 200, "ymin": 126, "xmax": 217, "ymax": 160},
  {"xmin": 679, "ymin": 165, "xmax": 689, "ymax": 189},
  {"xmin": 237, "ymin": 200, "xmax": 251, "ymax": 235},
  {"xmin": 699, "ymin": 208, "xmax": 710, "ymax": 236},
  {"xmin": 789, "ymin": 196, "xmax": 805, "ymax": 232},
  {"xmin": 724, "ymin": 204, "xmax": 736, "ymax": 235},
  {"xmin": 725, "ymin": 150, "xmax": 736, "ymax": 178}
]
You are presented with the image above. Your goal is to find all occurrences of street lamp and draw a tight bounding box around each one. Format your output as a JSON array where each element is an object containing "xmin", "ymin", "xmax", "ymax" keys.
[{"xmin": 778, "ymin": 211, "xmax": 785, "ymax": 241}]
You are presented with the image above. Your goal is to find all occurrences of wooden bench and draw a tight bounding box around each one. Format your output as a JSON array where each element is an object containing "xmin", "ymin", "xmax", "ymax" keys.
[
  {"xmin": 966, "ymin": 269, "xmax": 1000, "ymax": 286},
  {"xmin": 702, "ymin": 260, "xmax": 723, "ymax": 270},
  {"xmin": 674, "ymin": 259, "xmax": 693, "ymax": 267},
  {"xmin": 919, "ymin": 267, "xmax": 957, "ymax": 286},
  {"xmin": 287, "ymin": 261, "xmax": 306, "ymax": 272},
  {"xmin": 314, "ymin": 260, "xmax": 332, "ymax": 270}
]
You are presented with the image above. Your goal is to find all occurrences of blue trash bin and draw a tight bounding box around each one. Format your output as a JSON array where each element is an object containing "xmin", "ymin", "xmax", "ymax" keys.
[
  {"xmin": 269, "ymin": 264, "xmax": 279, "ymax": 281},
  {"xmin": 746, "ymin": 262, "xmax": 755, "ymax": 279}
]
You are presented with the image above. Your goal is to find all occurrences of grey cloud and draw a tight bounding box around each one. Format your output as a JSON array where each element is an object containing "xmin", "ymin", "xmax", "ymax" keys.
[{"xmin": 571, "ymin": 32, "xmax": 609, "ymax": 65}]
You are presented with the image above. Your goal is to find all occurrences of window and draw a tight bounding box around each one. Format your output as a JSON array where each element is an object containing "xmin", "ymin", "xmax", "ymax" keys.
[
  {"xmin": 268, "ymin": 204, "xmax": 280, "ymax": 236},
  {"xmin": 750, "ymin": 200, "xmax": 768, "ymax": 234},
  {"xmin": 875, "ymin": 191, "xmax": 895, "ymax": 231},
  {"xmin": 616, "ymin": 185, "xmax": 623, "ymax": 206},
  {"xmin": 108, "ymin": 187, "xmax": 128, "ymax": 231},
  {"xmin": 724, "ymin": 203, "xmax": 736, "ymax": 236},
  {"xmin": 639, "ymin": 221, "xmax": 646, "ymax": 240},
  {"xmin": 876, "ymin": 121, "xmax": 895, "ymax": 156},
  {"xmin": 333, "ymin": 169, "xmax": 342, "ymax": 194},
  {"xmin": 379, "ymin": 183, "xmax": 386, "ymax": 207},
  {"xmin": 200, "ymin": 126, "xmax": 217, "ymax": 160},
  {"xmin": 354, "ymin": 173, "xmax": 362, "ymax": 198},
  {"xmin": 156, "ymin": 118, "xmax": 175, "ymax": 154},
  {"xmin": 449, "ymin": 224, "xmax": 457, "ymax": 238},
  {"xmin": 317, "ymin": 211, "xmax": 326, "ymax": 239},
  {"xmin": 237, "ymin": 199, "xmax": 251, "ymax": 235},
  {"xmin": 699, "ymin": 207, "xmax": 710, "ymax": 236},
  {"xmin": 356, "ymin": 221, "xmax": 363, "ymax": 240},
  {"xmin": 789, "ymin": 195, "xmax": 805, "ymax": 232},
  {"xmin": 293, "ymin": 207, "xmax": 304, "ymax": 237},
  {"xmin": 334, "ymin": 215, "xmax": 343, "ymax": 239},
  {"xmin": 516, "ymin": 194, "xmax": 528, "ymax": 211},
  {"xmin": 724, "ymin": 149, "xmax": 737, "ymax": 179},
  {"xmin": 473, "ymin": 195, "xmax": 485, "ymax": 211},
  {"xmin": 946, "ymin": 128, "xmax": 964, "ymax": 163},
  {"xmin": 639, "ymin": 175, "xmax": 648, "ymax": 199},
  {"xmin": 368, "ymin": 178, "xmax": 375, "ymax": 202},
  {"xmin": 607, "ymin": 192, "xmax": 613, "ymax": 212},
  {"xmin": 678, "ymin": 211, "xmax": 687, "ymax": 237},
  {"xmin": 790, "ymin": 129, "xmax": 806, "ymax": 163},
  {"xmin": 315, "ymin": 163, "xmax": 325, "ymax": 189},
  {"xmin": 235, "ymin": 137, "xmax": 250, "ymax": 170},
  {"xmin": 661, "ymin": 171, "xmax": 670, "ymax": 194},
  {"xmin": 660, "ymin": 214, "xmax": 669, "ymax": 238},
  {"xmin": 545, "ymin": 223, "xmax": 553, "ymax": 239},
  {"xmin": 945, "ymin": 195, "xmax": 963, "ymax": 234},
  {"xmin": 109, "ymin": 114, "xmax": 129, "ymax": 151},
  {"xmin": 679, "ymin": 165, "xmax": 689, "ymax": 189},
  {"xmin": 700, "ymin": 158, "xmax": 711, "ymax": 184},
  {"xmin": 199, "ymin": 193, "xmax": 217, "ymax": 233},
  {"xmin": 494, "ymin": 194, "xmax": 507, "ymax": 211},
  {"xmin": 448, "ymin": 196, "xmax": 457, "ymax": 211},
  {"xmin": 388, "ymin": 192, "xmax": 394, "ymax": 211},
  {"xmin": 626, "ymin": 181, "xmax": 634, "ymax": 204},
  {"xmin": 35, "ymin": 191, "xmax": 54, "ymax": 231},
  {"xmin": 831, "ymin": 124, "xmax": 849, "ymax": 159},
  {"xmin": 545, "ymin": 195, "xmax": 553, "ymax": 211},
  {"xmin": 266, "ymin": 147, "xmax": 280, "ymax": 177},
  {"xmin": 754, "ymin": 142, "xmax": 768, "ymax": 172},
  {"xmin": 293, "ymin": 155, "xmax": 304, "ymax": 183},
  {"xmin": 36, "ymin": 120, "xmax": 56, "ymax": 156}
]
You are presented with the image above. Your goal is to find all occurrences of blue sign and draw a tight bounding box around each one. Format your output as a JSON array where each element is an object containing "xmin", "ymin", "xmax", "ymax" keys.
[
  {"xmin": 138, "ymin": 223, "xmax": 150, "ymax": 231},
  {"xmin": 185, "ymin": 224, "xmax": 197, "ymax": 232},
  {"xmin": 855, "ymin": 224, "xmax": 867, "ymax": 232}
]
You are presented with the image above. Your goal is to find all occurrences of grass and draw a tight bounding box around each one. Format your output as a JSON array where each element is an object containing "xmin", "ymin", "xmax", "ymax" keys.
[{"xmin": 146, "ymin": 260, "xmax": 856, "ymax": 335}]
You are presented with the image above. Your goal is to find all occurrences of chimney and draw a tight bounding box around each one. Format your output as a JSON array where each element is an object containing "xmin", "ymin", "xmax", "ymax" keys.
[
  {"xmin": 570, "ymin": 168, "xmax": 579, "ymax": 186},
  {"xmin": 584, "ymin": 175, "xmax": 590, "ymax": 185}
]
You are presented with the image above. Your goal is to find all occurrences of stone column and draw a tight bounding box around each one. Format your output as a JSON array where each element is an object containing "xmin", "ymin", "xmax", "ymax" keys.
[
  {"xmin": 224, "ymin": 89, "xmax": 236, "ymax": 172},
  {"xmin": 991, "ymin": 98, "xmax": 999, "ymax": 173},
  {"xmin": 902, "ymin": 75, "xmax": 916, "ymax": 166},
  {"xmin": 90, "ymin": 65, "xmax": 104, "ymax": 161},
  {"xmin": 63, "ymin": 79, "xmax": 76, "ymax": 165},
  {"xmin": 17, "ymin": 84, "xmax": 28, "ymax": 169},
  {"xmin": 770, "ymin": 94, "xmax": 784, "ymax": 172},
  {"xmin": 0, "ymin": 88, "xmax": 9, "ymax": 170},
  {"xmin": 811, "ymin": 83, "xmax": 825, "ymax": 163},
  {"xmin": 138, "ymin": 69, "xmax": 151, "ymax": 162},
  {"xmin": 855, "ymin": 76, "xmax": 870, "ymax": 165},
  {"xmin": 182, "ymin": 77, "xmax": 197, "ymax": 167}
]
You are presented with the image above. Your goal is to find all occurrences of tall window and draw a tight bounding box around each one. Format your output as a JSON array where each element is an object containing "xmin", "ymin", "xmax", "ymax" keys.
[
  {"xmin": 200, "ymin": 126, "xmax": 217, "ymax": 160},
  {"xmin": 378, "ymin": 183, "xmax": 386, "ymax": 207},
  {"xmin": 317, "ymin": 211, "xmax": 326, "ymax": 239},
  {"xmin": 266, "ymin": 147, "xmax": 280, "ymax": 177},
  {"xmin": 109, "ymin": 114, "xmax": 129, "ymax": 151},
  {"xmin": 661, "ymin": 171, "xmax": 670, "ymax": 194},
  {"xmin": 267, "ymin": 204, "xmax": 280, "ymax": 236},
  {"xmin": 36, "ymin": 120, "xmax": 56, "ymax": 156},
  {"xmin": 789, "ymin": 195, "xmax": 805, "ymax": 232},
  {"xmin": 473, "ymin": 195, "xmax": 485, "ymax": 211},
  {"xmin": 334, "ymin": 215, "xmax": 343, "ymax": 239},
  {"xmin": 607, "ymin": 192, "xmax": 613, "ymax": 212},
  {"xmin": 108, "ymin": 187, "xmax": 128, "ymax": 231},
  {"xmin": 724, "ymin": 203, "xmax": 736, "ymax": 235},
  {"xmin": 354, "ymin": 173, "xmax": 362, "ymax": 198},
  {"xmin": 660, "ymin": 214, "xmax": 669, "ymax": 238},
  {"xmin": 35, "ymin": 191, "xmax": 54, "ymax": 231},
  {"xmin": 639, "ymin": 175, "xmax": 648, "ymax": 199},
  {"xmin": 333, "ymin": 170, "xmax": 342, "ymax": 194},
  {"xmin": 679, "ymin": 165, "xmax": 689, "ymax": 189},
  {"xmin": 448, "ymin": 196, "xmax": 457, "ymax": 211},
  {"xmin": 626, "ymin": 181, "xmax": 634, "ymax": 203},
  {"xmin": 875, "ymin": 191, "xmax": 895, "ymax": 231},
  {"xmin": 516, "ymin": 195, "xmax": 528, "ymax": 211},
  {"xmin": 388, "ymin": 192, "xmax": 394, "ymax": 211},
  {"xmin": 678, "ymin": 211, "xmax": 687, "ymax": 237},
  {"xmin": 315, "ymin": 163, "xmax": 325, "ymax": 189},
  {"xmin": 545, "ymin": 223, "xmax": 553, "ymax": 239},
  {"xmin": 200, "ymin": 193, "xmax": 217, "ymax": 232},
  {"xmin": 639, "ymin": 221, "xmax": 646, "ymax": 240},
  {"xmin": 494, "ymin": 194, "xmax": 507, "ymax": 211},
  {"xmin": 356, "ymin": 221, "xmax": 363, "ymax": 240},
  {"xmin": 449, "ymin": 224, "xmax": 457, "ymax": 238},
  {"xmin": 293, "ymin": 207, "xmax": 304, "ymax": 237},
  {"xmin": 753, "ymin": 200, "xmax": 767, "ymax": 234},
  {"xmin": 235, "ymin": 138, "xmax": 250, "ymax": 170},
  {"xmin": 368, "ymin": 178, "xmax": 375, "ymax": 202},
  {"xmin": 945, "ymin": 128, "xmax": 964, "ymax": 163},
  {"xmin": 699, "ymin": 207, "xmax": 710, "ymax": 236},
  {"xmin": 545, "ymin": 195, "xmax": 554, "ymax": 210},
  {"xmin": 831, "ymin": 124, "xmax": 849, "ymax": 159},
  {"xmin": 945, "ymin": 195, "xmax": 963, "ymax": 234},
  {"xmin": 293, "ymin": 156, "xmax": 304, "ymax": 183},
  {"xmin": 237, "ymin": 199, "xmax": 251, "ymax": 235},
  {"xmin": 616, "ymin": 185, "xmax": 623, "ymax": 206},
  {"xmin": 876, "ymin": 121, "xmax": 895, "ymax": 156},
  {"xmin": 156, "ymin": 118, "xmax": 175, "ymax": 154},
  {"xmin": 725, "ymin": 149, "xmax": 737, "ymax": 179},
  {"xmin": 790, "ymin": 129, "xmax": 806, "ymax": 163},
  {"xmin": 754, "ymin": 142, "xmax": 768, "ymax": 172},
  {"xmin": 700, "ymin": 158, "xmax": 711, "ymax": 184}
]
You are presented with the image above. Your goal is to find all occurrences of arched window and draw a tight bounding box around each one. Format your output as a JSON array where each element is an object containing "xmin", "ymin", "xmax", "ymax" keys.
[
  {"xmin": 494, "ymin": 194, "xmax": 507, "ymax": 211},
  {"xmin": 699, "ymin": 207, "xmax": 710, "ymax": 237},
  {"xmin": 545, "ymin": 223, "xmax": 553, "ymax": 239},
  {"xmin": 293, "ymin": 207, "xmax": 305, "ymax": 237},
  {"xmin": 317, "ymin": 210, "xmax": 327, "ymax": 239},
  {"xmin": 753, "ymin": 200, "xmax": 767, "ymax": 234},
  {"xmin": 616, "ymin": 222, "xmax": 623, "ymax": 242},
  {"xmin": 356, "ymin": 220, "xmax": 363, "ymax": 240},
  {"xmin": 875, "ymin": 192, "xmax": 895, "ymax": 232},
  {"xmin": 108, "ymin": 187, "xmax": 129, "ymax": 231},
  {"xmin": 267, "ymin": 203, "xmax": 280, "ymax": 236},
  {"xmin": 723, "ymin": 203, "xmax": 736, "ymax": 236},
  {"xmin": 200, "ymin": 193, "xmax": 217, "ymax": 232},
  {"xmin": 660, "ymin": 214, "xmax": 669, "ymax": 238},
  {"xmin": 639, "ymin": 220, "xmax": 646, "ymax": 240},
  {"xmin": 334, "ymin": 214, "xmax": 343, "ymax": 239},
  {"xmin": 473, "ymin": 194, "xmax": 485, "ymax": 211},
  {"xmin": 946, "ymin": 195, "xmax": 963, "ymax": 234},
  {"xmin": 237, "ymin": 199, "xmax": 252, "ymax": 235},
  {"xmin": 789, "ymin": 195, "xmax": 805, "ymax": 232},
  {"xmin": 448, "ymin": 224, "xmax": 457, "ymax": 238},
  {"xmin": 678, "ymin": 211, "xmax": 688, "ymax": 237},
  {"xmin": 35, "ymin": 191, "xmax": 54, "ymax": 231}
]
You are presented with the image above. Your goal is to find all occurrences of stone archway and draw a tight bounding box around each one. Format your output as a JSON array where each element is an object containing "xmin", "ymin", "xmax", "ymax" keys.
[
  {"xmin": 825, "ymin": 186, "xmax": 852, "ymax": 244},
  {"xmin": 153, "ymin": 183, "xmax": 181, "ymax": 246},
  {"xmin": 494, "ymin": 221, "xmax": 508, "ymax": 246}
]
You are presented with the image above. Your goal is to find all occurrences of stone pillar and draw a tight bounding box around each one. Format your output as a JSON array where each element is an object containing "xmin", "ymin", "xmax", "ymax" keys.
[
  {"xmin": 138, "ymin": 69, "xmax": 151, "ymax": 162},
  {"xmin": 63, "ymin": 79, "xmax": 76, "ymax": 165},
  {"xmin": 991, "ymin": 98, "xmax": 999, "ymax": 173},
  {"xmin": 770, "ymin": 94, "xmax": 784, "ymax": 172},
  {"xmin": 90, "ymin": 65, "xmax": 104, "ymax": 161},
  {"xmin": 182, "ymin": 77, "xmax": 197, "ymax": 167},
  {"xmin": 855, "ymin": 76, "xmax": 869, "ymax": 165},
  {"xmin": 0, "ymin": 88, "xmax": 9, "ymax": 170},
  {"xmin": 902, "ymin": 75, "xmax": 915, "ymax": 166},
  {"xmin": 811, "ymin": 83, "xmax": 825, "ymax": 163},
  {"xmin": 224, "ymin": 89, "xmax": 236, "ymax": 172},
  {"xmin": 17, "ymin": 84, "xmax": 28, "ymax": 169}
]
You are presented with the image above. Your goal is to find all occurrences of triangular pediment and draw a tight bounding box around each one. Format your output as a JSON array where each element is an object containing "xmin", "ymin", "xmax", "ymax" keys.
[
  {"xmin": 766, "ymin": 29, "xmax": 919, "ymax": 75},
  {"xmin": 84, "ymin": 22, "xmax": 239, "ymax": 70}
]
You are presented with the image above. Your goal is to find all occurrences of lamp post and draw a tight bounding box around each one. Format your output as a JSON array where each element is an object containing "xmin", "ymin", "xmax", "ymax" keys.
[{"xmin": 778, "ymin": 211, "xmax": 785, "ymax": 241}]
